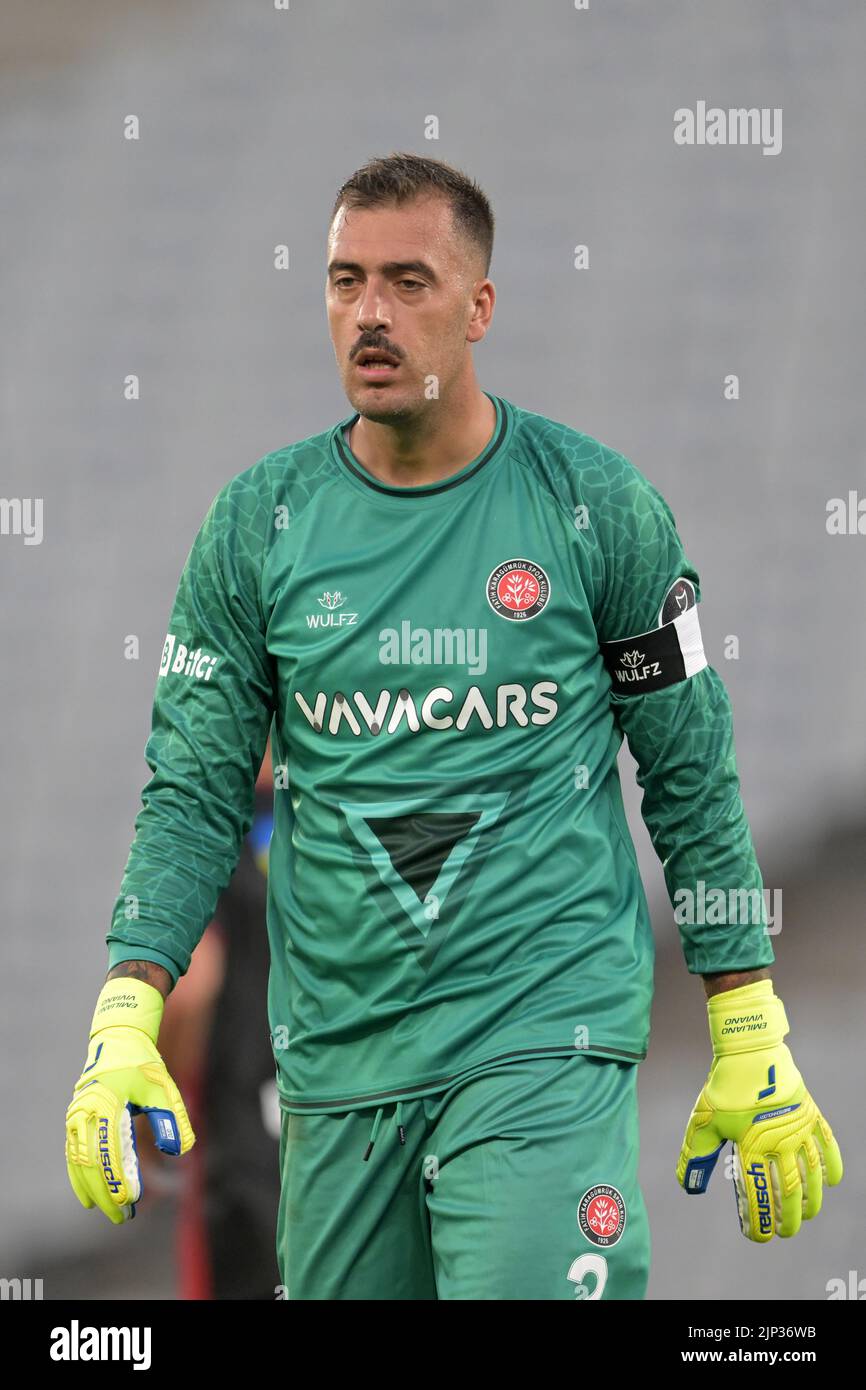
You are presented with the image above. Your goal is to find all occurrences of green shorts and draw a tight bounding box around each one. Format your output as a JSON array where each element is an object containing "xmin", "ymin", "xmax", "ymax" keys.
[{"xmin": 276, "ymin": 1052, "xmax": 650, "ymax": 1299}]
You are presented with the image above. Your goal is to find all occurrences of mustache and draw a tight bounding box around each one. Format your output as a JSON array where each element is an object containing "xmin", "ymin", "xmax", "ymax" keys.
[{"xmin": 349, "ymin": 335, "xmax": 404, "ymax": 361}]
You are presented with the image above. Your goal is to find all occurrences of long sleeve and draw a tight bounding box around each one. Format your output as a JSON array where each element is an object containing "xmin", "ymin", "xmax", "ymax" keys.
[
  {"xmin": 592, "ymin": 452, "xmax": 774, "ymax": 976},
  {"xmin": 106, "ymin": 471, "xmax": 276, "ymax": 984}
]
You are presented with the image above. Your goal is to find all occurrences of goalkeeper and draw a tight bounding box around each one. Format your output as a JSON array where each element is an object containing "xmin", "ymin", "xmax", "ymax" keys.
[{"xmin": 66, "ymin": 152, "xmax": 842, "ymax": 1298}]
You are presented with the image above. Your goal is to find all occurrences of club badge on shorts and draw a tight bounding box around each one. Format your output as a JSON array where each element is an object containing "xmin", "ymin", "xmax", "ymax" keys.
[
  {"xmin": 486, "ymin": 558, "xmax": 550, "ymax": 621},
  {"xmin": 578, "ymin": 1184, "xmax": 627, "ymax": 1247}
]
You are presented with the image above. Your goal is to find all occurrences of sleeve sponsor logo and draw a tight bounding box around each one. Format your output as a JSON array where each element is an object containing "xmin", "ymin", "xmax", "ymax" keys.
[{"xmin": 157, "ymin": 632, "xmax": 218, "ymax": 681}]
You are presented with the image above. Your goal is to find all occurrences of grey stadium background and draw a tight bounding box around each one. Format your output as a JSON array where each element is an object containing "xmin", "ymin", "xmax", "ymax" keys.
[{"xmin": 1, "ymin": 0, "xmax": 863, "ymax": 1299}]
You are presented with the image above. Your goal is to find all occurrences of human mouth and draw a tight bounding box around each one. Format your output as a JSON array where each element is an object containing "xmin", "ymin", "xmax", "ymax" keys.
[{"xmin": 354, "ymin": 348, "xmax": 402, "ymax": 380}]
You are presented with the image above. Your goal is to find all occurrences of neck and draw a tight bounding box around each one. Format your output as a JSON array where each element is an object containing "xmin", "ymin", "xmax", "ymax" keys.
[{"xmin": 348, "ymin": 380, "xmax": 496, "ymax": 488}]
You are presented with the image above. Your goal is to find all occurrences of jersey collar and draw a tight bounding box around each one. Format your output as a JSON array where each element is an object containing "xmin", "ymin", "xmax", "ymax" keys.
[{"xmin": 331, "ymin": 392, "xmax": 512, "ymax": 500}]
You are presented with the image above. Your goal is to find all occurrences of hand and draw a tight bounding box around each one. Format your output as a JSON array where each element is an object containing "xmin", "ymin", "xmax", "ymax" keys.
[
  {"xmin": 676, "ymin": 980, "xmax": 842, "ymax": 1241},
  {"xmin": 65, "ymin": 979, "xmax": 195, "ymax": 1224}
]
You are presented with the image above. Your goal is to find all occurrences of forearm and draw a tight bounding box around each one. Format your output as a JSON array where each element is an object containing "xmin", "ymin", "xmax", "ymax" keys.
[
  {"xmin": 106, "ymin": 959, "xmax": 172, "ymax": 1000},
  {"xmin": 616, "ymin": 669, "xmax": 774, "ymax": 976}
]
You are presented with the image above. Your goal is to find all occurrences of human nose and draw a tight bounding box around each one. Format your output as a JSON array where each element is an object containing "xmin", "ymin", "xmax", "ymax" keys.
[{"xmin": 355, "ymin": 279, "xmax": 392, "ymax": 334}]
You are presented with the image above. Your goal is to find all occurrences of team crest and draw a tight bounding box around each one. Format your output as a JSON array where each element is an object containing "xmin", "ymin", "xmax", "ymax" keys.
[
  {"xmin": 486, "ymin": 558, "xmax": 550, "ymax": 621},
  {"xmin": 578, "ymin": 1185, "xmax": 627, "ymax": 1247}
]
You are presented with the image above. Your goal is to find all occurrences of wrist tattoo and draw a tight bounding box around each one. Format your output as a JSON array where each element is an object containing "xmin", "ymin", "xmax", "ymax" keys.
[
  {"xmin": 702, "ymin": 967, "xmax": 770, "ymax": 1000},
  {"xmin": 106, "ymin": 959, "xmax": 172, "ymax": 999}
]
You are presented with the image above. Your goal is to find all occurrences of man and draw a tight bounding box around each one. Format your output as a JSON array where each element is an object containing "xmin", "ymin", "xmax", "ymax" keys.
[{"xmin": 65, "ymin": 152, "xmax": 842, "ymax": 1300}]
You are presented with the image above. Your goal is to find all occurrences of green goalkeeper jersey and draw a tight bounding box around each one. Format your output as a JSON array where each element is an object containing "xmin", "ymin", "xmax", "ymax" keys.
[{"xmin": 108, "ymin": 393, "xmax": 774, "ymax": 1111}]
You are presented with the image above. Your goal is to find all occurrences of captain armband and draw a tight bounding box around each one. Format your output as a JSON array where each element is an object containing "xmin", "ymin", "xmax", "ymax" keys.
[{"xmin": 599, "ymin": 577, "xmax": 707, "ymax": 695}]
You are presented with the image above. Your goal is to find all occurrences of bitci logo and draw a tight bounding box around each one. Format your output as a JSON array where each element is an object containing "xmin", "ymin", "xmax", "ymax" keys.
[
  {"xmin": 486, "ymin": 558, "xmax": 550, "ymax": 621},
  {"xmin": 577, "ymin": 1185, "xmax": 627, "ymax": 1248}
]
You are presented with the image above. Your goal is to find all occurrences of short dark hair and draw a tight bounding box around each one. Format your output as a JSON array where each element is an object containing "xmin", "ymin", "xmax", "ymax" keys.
[{"xmin": 330, "ymin": 151, "xmax": 495, "ymax": 276}]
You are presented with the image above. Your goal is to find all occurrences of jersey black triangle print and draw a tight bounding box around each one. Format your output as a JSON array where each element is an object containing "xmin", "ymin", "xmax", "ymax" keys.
[
  {"xmin": 365, "ymin": 810, "xmax": 480, "ymax": 906},
  {"xmin": 338, "ymin": 783, "xmax": 518, "ymax": 971},
  {"xmin": 108, "ymin": 395, "xmax": 772, "ymax": 1110}
]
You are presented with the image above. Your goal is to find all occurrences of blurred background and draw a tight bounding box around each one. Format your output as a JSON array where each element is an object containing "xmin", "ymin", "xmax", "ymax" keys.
[{"xmin": 1, "ymin": 0, "xmax": 863, "ymax": 1300}]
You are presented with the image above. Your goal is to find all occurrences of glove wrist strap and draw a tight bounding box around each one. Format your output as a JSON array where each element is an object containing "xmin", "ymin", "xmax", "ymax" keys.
[
  {"xmin": 707, "ymin": 979, "xmax": 788, "ymax": 1056},
  {"xmin": 89, "ymin": 978, "xmax": 165, "ymax": 1044}
]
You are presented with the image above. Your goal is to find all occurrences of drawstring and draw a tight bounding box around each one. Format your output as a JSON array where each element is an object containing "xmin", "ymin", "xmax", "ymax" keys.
[
  {"xmin": 362, "ymin": 1103, "xmax": 408, "ymax": 1161},
  {"xmin": 362, "ymin": 1107, "xmax": 383, "ymax": 1162}
]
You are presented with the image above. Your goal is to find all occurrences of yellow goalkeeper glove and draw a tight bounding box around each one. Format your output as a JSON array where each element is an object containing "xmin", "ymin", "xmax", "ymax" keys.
[
  {"xmin": 65, "ymin": 978, "xmax": 195, "ymax": 1224},
  {"xmin": 676, "ymin": 979, "xmax": 843, "ymax": 1241}
]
